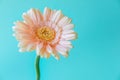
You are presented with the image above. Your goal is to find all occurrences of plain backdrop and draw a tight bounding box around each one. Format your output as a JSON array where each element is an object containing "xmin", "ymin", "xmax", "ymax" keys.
[{"xmin": 0, "ymin": 0, "xmax": 120, "ymax": 80}]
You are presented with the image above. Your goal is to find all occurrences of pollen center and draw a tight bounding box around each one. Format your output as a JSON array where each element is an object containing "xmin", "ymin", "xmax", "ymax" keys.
[{"xmin": 37, "ymin": 27, "xmax": 55, "ymax": 41}]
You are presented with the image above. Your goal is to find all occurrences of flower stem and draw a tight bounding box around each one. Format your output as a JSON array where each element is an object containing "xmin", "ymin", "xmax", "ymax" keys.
[{"xmin": 35, "ymin": 55, "xmax": 40, "ymax": 80}]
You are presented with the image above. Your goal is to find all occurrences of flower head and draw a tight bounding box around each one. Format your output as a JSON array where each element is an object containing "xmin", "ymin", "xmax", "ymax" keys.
[{"xmin": 13, "ymin": 7, "xmax": 77, "ymax": 59}]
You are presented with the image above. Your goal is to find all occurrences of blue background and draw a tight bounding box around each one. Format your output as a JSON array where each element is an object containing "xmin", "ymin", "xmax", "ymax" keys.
[{"xmin": 0, "ymin": 0, "xmax": 120, "ymax": 80}]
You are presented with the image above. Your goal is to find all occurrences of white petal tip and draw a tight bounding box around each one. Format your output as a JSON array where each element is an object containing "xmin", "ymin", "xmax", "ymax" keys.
[
  {"xmin": 19, "ymin": 49, "xmax": 23, "ymax": 52},
  {"xmin": 44, "ymin": 7, "xmax": 49, "ymax": 9},
  {"xmin": 12, "ymin": 26, "xmax": 16, "ymax": 31},
  {"xmin": 13, "ymin": 22, "xmax": 16, "ymax": 25},
  {"xmin": 55, "ymin": 57, "xmax": 60, "ymax": 60},
  {"xmin": 12, "ymin": 34, "xmax": 15, "ymax": 37}
]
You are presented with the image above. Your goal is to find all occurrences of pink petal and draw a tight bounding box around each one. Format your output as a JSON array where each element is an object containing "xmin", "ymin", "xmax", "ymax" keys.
[
  {"xmin": 61, "ymin": 33, "xmax": 77, "ymax": 40},
  {"xmin": 51, "ymin": 10, "xmax": 63, "ymax": 23},
  {"xmin": 22, "ymin": 13, "xmax": 34, "ymax": 26},
  {"xmin": 36, "ymin": 43, "xmax": 43, "ymax": 56},
  {"xmin": 62, "ymin": 30, "xmax": 75, "ymax": 35},
  {"xmin": 43, "ymin": 7, "xmax": 51, "ymax": 21},
  {"xmin": 56, "ymin": 44, "xmax": 67, "ymax": 54},
  {"xmin": 46, "ymin": 45, "xmax": 53, "ymax": 53},
  {"xmin": 58, "ymin": 16, "xmax": 71, "ymax": 26},
  {"xmin": 63, "ymin": 24, "xmax": 74, "ymax": 30}
]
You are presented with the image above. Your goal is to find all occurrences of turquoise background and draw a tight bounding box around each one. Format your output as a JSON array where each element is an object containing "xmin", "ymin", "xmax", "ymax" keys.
[{"xmin": 0, "ymin": 0, "xmax": 120, "ymax": 80}]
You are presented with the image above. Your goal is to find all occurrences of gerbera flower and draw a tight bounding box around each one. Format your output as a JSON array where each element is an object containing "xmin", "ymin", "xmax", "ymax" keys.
[{"xmin": 13, "ymin": 7, "xmax": 77, "ymax": 60}]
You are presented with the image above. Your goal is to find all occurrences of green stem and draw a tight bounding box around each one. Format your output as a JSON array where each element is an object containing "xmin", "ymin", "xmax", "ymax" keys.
[{"xmin": 35, "ymin": 56, "xmax": 40, "ymax": 80}]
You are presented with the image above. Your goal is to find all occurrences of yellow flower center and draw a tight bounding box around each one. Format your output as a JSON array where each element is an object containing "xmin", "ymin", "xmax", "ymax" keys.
[{"xmin": 37, "ymin": 27, "xmax": 55, "ymax": 41}]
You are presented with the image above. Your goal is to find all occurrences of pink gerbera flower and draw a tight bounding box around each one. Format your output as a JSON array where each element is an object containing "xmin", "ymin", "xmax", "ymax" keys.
[{"xmin": 13, "ymin": 7, "xmax": 77, "ymax": 60}]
